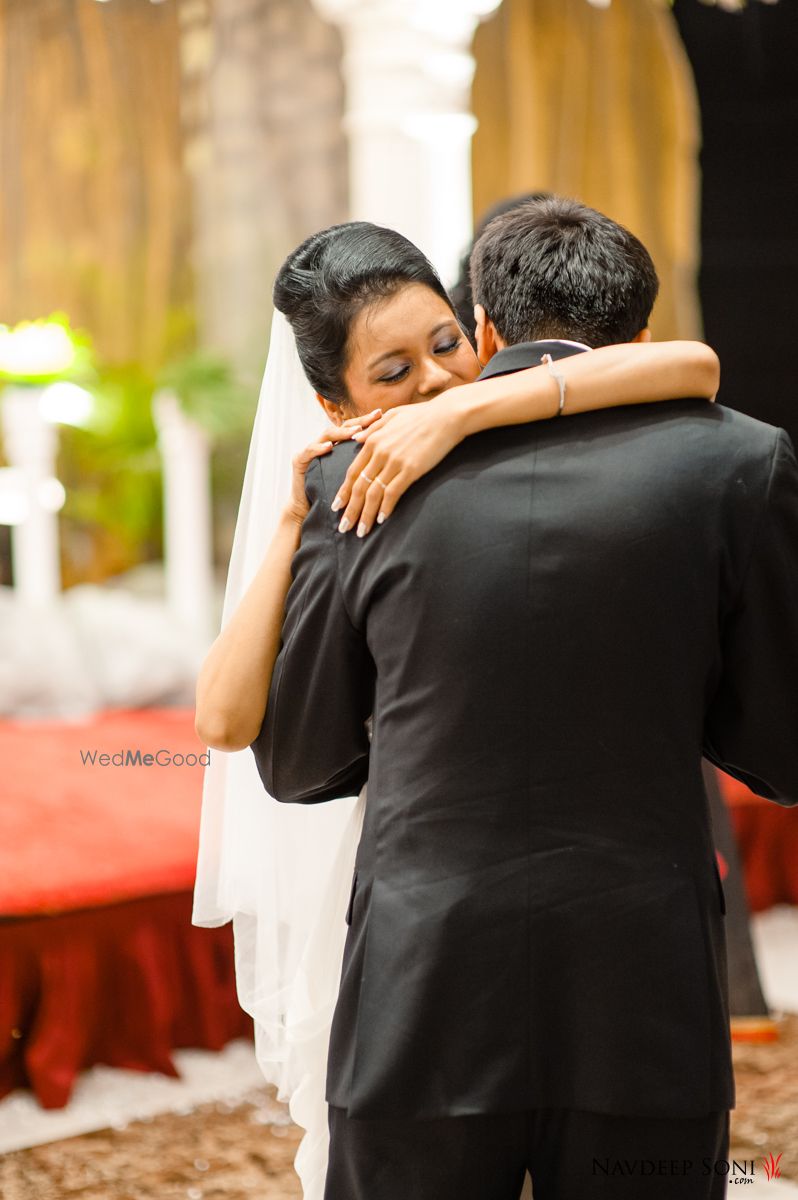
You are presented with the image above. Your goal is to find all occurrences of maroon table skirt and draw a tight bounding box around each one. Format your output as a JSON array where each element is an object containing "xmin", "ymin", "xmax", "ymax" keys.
[{"xmin": 0, "ymin": 890, "xmax": 252, "ymax": 1109}]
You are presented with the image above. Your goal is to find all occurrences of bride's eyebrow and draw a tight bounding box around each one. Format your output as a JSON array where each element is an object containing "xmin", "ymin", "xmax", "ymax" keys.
[{"xmin": 367, "ymin": 321, "xmax": 457, "ymax": 370}]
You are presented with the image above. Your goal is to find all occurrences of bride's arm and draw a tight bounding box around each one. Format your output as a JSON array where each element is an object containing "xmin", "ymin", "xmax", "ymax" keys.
[
  {"xmin": 454, "ymin": 339, "xmax": 718, "ymax": 435},
  {"xmin": 194, "ymin": 508, "xmax": 305, "ymax": 752},
  {"xmin": 332, "ymin": 340, "xmax": 719, "ymax": 535},
  {"xmin": 194, "ymin": 414, "xmax": 377, "ymax": 752}
]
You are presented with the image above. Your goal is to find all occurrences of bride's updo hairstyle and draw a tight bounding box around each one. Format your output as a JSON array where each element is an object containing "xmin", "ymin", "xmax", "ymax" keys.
[{"xmin": 273, "ymin": 221, "xmax": 455, "ymax": 405}]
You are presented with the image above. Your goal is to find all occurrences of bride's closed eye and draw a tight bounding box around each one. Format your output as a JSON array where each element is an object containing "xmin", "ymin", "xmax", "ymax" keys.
[
  {"xmin": 377, "ymin": 336, "xmax": 463, "ymax": 385},
  {"xmin": 379, "ymin": 363, "xmax": 412, "ymax": 384}
]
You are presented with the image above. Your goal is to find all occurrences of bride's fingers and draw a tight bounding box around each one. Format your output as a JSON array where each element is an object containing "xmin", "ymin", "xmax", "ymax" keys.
[
  {"xmin": 372, "ymin": 468, "xmax": 413, "ymax": 527},
  {"xmin": 335, "ymin": 452, "xmax": 389, "ymax": 532},
  {"xmin": 320, "ymin": 423, "xmax": 362, "ymax": 444},
  {"xmin": 341, "ymin": 407, "xmax": 382, "ymax": 431},
  {"xmin": 331, "ymin": 442, "xmax": 377, "ymax": 513},
  {"xmin": 311, "ymin": 413, "xmax": 383, "ymax": 494},
  {"xmin": 351, "ymin": 413, "xmax": 390, "ymax": 443},
  {"xmin": 293, "ymin": 441, "xmax": 334, "ymax": 471},
  {"xmin": 354, "ymin": 466, "xmax": 403, "ymax": 536}
]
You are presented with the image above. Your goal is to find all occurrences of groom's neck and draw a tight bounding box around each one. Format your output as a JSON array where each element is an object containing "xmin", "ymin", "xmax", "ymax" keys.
[
  {"xmin": 476, "ymin": 338, "xmax": 591, "ymax": 383},
  {"xmin": 477, "ymin": 335, "xmax": 592, "ymax": 371}
]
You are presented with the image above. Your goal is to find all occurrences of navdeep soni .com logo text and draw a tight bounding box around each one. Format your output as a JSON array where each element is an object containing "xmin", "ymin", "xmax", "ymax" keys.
[
  {"xmin": 593, "ymin": 1153, "xmax": 783, "ymax": 1185},
  {"xmin": 79, "ymin": 748, "xmax": 210, "ymax": 767}
]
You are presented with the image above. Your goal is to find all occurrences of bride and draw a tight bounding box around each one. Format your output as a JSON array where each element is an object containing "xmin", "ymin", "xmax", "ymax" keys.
[{"xmin": 192, "ymin": 218, "xmax": 719, "ymax": 1198}]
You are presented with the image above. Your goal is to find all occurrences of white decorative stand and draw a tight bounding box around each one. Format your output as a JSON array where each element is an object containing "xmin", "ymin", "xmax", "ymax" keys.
[
  {"xmin": 312, "ymin": 0, "xmax": 502, "ymax": 283},
  {"xmin": 152, "ymin": 389, "xmax": 215, "ymax": 659},
  {"xmin": 0, "ymin": 386, "xmax": 62, "ymax": 606}
]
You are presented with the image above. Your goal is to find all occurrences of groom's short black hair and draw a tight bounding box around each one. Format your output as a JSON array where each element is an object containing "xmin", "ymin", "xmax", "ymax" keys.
[{"xmin": 470, "ymin": 196, "xmax": 659, "ymax": 347}]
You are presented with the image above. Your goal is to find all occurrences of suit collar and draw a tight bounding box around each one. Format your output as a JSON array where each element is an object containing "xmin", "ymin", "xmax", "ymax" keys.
[{"xmin": 477, "ymin": 339, "xmax": 591, "ymax": 381}]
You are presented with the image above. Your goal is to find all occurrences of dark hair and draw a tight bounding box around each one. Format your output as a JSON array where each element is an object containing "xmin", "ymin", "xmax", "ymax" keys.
[
  {"xmin": 273, "ymin": 221, "xmax": 454, "ymax": 404},
  {"xmin": 449, "ymin": 192, "xmax": 552, "ymax": 340},
  {"xmin": 470, "ymin": 195, "xmax": 659, "ymax": 347}
]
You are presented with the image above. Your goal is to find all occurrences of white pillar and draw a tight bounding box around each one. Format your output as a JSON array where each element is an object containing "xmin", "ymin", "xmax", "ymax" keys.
[
  {"xmin": 0, "ymin": 387, "xmax": 61, "ymax": 606},
  {"xmin": 313, "ymin": 0, "xmax": 502, "ymax": 285},
  {"xmin": 152, "ymin": 390, "xmax": 215, "ymax": 658}
]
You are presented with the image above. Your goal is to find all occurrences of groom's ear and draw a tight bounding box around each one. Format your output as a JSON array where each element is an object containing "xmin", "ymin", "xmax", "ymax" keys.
[
  {"xmin": 631, "ymin": 327, "xmax": 653, "ymax": 344},
  {"xmin": 474, "ymin": 304, "xmax": 502, "ymax": 366},
  {"xmin": 315, "ymin": 392, "xmax": 344, "ymax": 426}
]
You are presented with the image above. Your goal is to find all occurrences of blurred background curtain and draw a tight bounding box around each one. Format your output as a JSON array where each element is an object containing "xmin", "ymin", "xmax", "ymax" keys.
[
  {"xmin": 0, "ymin": 0, "xmax": 347, "ymax": 372},
  {"xmin": 471, "ymin": 0, "xmax": 701, "ymax": 342},
  {"xmin": 0, "ymin": 0, "xmax": 191, "ymax": 369}
]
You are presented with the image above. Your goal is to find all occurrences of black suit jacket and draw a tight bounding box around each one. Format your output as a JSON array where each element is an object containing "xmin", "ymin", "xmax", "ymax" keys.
[{"xmin": 251, "ymin": 342, "xmax": 798, "ymax": 1121}]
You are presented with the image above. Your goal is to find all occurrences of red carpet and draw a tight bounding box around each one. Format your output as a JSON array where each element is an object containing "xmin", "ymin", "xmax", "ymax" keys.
[{"xmin": 0, "ymin": 709, "xmax": 251, "ymax": 1109}]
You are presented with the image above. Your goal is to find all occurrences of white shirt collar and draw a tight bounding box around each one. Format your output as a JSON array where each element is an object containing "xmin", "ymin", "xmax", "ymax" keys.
[{"xmin": 544, "ymin": 339, "xmax": 592, "ymax": 351}]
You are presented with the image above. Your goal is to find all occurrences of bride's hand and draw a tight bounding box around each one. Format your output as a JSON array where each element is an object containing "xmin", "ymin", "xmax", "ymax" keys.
[
  {"xmin": 330, "ymin": 400, "xmax": 464, "ymax": 536},
  {"xmin": 284, "ymin": 409, "xmax": 383, "ymax": 525}
]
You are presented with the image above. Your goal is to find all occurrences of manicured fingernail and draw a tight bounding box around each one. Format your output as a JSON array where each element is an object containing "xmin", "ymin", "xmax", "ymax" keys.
[
  {"xmin": 357, "ymin": 522, "xmax": 368, "ymax": 538},
  {"xmin": 376, "ymin": 513, "xmax": 386, "ymax": 525},
  {"xmin": 338, "ymin": 516, "xmax": 351, "ymax": 533},
  {"xmin": 331, "ymin": 496, "xmax": 343, "ymax": 512},
  {"xmin": 352, "ymin": 431, "xmax": 367, "ymax": 442}
]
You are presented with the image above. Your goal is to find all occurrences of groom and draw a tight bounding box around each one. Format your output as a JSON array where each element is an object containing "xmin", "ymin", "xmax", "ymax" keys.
[{"xmin": 251, "ymin": 197, "xmax": 798, "ymax": 1199}]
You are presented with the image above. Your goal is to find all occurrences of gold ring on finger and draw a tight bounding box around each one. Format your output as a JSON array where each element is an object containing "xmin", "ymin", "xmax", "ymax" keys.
[{"xmin": 362, "ymin": 472, "xmax": 374, "ymax": 484}]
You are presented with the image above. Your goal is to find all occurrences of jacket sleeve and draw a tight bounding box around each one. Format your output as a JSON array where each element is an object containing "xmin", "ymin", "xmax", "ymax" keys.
[
  {"xmin": 703, "ymin": 429, "xmax": 798, "ymax": 805},
  {"xmin": 249, "ymin": 457, "xmax": 375, "ymax": 803}
]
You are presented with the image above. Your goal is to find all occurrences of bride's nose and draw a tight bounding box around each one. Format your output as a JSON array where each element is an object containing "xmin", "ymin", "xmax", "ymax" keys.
[{"xmin": 416, "ymin": 355, "xmax": 452, "ymax": 397}]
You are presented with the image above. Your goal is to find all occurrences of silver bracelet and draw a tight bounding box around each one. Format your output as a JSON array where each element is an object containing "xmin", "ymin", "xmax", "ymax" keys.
[{"xmin": 541, "ymin": 353, "xmax": 566, "ymax": 416}]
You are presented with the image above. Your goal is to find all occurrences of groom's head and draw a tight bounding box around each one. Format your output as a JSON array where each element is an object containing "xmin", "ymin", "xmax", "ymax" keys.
[{"xmin": 470, "ymin": 196, "xmax": 659, "ymax": 361}]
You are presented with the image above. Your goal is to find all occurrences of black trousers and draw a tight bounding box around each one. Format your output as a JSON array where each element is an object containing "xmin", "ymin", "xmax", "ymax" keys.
[{"xmin": 324, "ymin": 1104, "xmax": 730, "ymax": 1200}]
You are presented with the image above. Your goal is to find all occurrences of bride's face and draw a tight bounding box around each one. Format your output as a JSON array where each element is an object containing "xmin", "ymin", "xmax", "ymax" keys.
[{"xmin": 336, "ymin": 282, "xmax": 480, "ymax": 419}]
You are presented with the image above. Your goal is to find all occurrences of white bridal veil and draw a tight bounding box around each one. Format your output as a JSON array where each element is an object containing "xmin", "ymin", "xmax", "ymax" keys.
[{"xmin": 192, "ymin": 310, "xmax": 366, "ymax": 1199}]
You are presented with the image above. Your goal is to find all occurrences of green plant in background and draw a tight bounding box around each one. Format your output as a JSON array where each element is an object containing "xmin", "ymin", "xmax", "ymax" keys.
[
  {"xmin": 57, "ymin": 351, "xmax": 258, "ymax": 581},
  {"xmin": 0, "ymin": 311, "xmax": 259, "ymax": 584},
  {"xmin": 56, "ymin": 363, "xmax": 164, "ymax": 580},
  {"xmin": 156, "ymin": 351, "xmax": 255, "ymax": 444},
  {"xmin": 56, "ymin": 352, "xmax": 257, "ymax": 582}
]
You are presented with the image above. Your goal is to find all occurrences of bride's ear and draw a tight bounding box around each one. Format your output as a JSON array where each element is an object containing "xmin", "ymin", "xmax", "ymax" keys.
[
  {"xmin": 631, "ymin": 327, "xmax": 652, "ymax": 344},
  {"xmin": 315, "ymin": 392, "xmax": 344, "ymax": 426}
]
